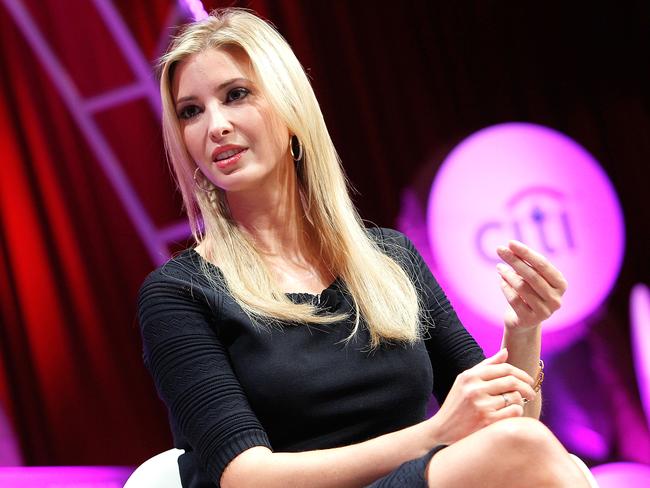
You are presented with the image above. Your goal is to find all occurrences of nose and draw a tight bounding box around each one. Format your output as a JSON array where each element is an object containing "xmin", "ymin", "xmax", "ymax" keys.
[{"xmin": 207, "ymin": 103, "xmax": 233, "ymax": 142}]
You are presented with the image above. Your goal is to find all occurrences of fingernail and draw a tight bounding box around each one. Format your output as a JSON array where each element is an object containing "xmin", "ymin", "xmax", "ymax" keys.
[{"xmin": 496, "ymin": 263, "xmax": 507, "ymax": 273}]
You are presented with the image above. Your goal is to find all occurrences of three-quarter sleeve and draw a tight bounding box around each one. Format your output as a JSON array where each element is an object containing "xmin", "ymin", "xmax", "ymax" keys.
[
  {"xmin": 137, "ymin": 265, "xmax": 272, "ymax": 485},
  {"xmin": 375, "ymin": 228, "xmax": 486, "ymax": 404}
]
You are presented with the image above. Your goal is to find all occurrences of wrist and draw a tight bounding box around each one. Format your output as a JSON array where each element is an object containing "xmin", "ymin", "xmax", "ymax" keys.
[
  {"xmin": 503, "ymin": 322, "xmax": 541, "ymax": 335},
  {"xmin": 502, "ymin": 324, "xmax": 541, "ymax": 347},
  {"xmin": 501, "ymin": 328, "xmax": 542, "ymax": 379},
  {"xmin": 425, "ymin": 412, "xmax": 448, "ymax": 447}
]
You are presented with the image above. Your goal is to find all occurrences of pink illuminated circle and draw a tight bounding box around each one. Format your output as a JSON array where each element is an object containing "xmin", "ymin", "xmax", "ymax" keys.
[
  {"xmin": 631, "ymin": 283, "xmax": 650, "ymax": 429},
  {"xmin": 592, "ymin": 462, "xmax": 650, "ymax": 487},
  {"xmin": 427, "ymin": 123, "xmax": 624, "ymax": 333}
]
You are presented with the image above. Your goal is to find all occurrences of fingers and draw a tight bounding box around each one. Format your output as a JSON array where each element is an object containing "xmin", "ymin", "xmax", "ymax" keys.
[
  {"xmin": 490, "ymin": 391, "xmax": 525, "ymax": 410},
  {"xmin": 477, "ymin": 362, "xmax": 534, "ymax": 385},
  {"xmin": 484, "ymin": 377, "xmax": 536, "ymax": 402},
  {"xmin": 465, "ymin": 354, "xmax": 537, "ymax": 404},
  {"xmin": 478, "ymin": 348, "xmax": 508, "ymax": 366},
  {"xmin": 496, "ymin": 241, "xmax": 566, "ymax": 322},
  {"xmin": 496, "ymin": 249, "xmax": 550, "ymax": 301},
  {"xmin": 498, "ymin": 240, "xmax": 568, "ymax": 293},
  {"xmin": 498, "ymin": 276, "xmax": 540, "ymax": 320},
  {"xmin": 489, "ymin": 402, "xmax": 525, "ymax": 421},
  {"xmin": 496, "ymin": 255, "xmax": 555, "ymax": 314}
]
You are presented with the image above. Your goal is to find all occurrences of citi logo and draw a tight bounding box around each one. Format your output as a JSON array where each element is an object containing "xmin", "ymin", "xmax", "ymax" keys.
[{"xmin": 476, "ymin": 186, "xmax": 575, "ymax": 264}]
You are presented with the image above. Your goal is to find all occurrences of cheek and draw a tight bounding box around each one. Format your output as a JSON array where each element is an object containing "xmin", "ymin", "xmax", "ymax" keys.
[
  {"xmin": 272, "ymin": 129, "xmax": 289, "ymax": 156},
  {"xmin": 182, "ymin": 124, "xmax": 204, "ymax": 160},
  {"xmin": 265, "ymin": 119, "xmax": 289, "ymax": 156},
  {"xmin": 253, "ymin": 104, "xmax": 289, "ymax": 154}
]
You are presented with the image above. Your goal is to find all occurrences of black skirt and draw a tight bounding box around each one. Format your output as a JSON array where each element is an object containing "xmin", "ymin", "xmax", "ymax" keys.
[{"xmin": 365, "ymin": 445, "xmax": 448, "ymax": 488}]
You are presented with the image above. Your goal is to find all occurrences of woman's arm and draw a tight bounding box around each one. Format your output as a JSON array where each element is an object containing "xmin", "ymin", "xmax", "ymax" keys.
[
  {"xmin": 138, "ymin": 264, "xmax": 273, "ymax": 484},
  {"xmin": 221, "ymin": 420, "xmax": 436, "ymax": 488},
  {"xmin": 496, "ymin": 240, "xmax": 568, "ymax": 419},
  {"xmin": 222, "ymin": 347, "xmax": 536, "ymax": 488}
]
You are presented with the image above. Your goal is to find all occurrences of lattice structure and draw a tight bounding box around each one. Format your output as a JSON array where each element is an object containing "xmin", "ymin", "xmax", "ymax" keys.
[{"xmin": 2, "ymin": 0, "xmax": 194, "ymax": 265}]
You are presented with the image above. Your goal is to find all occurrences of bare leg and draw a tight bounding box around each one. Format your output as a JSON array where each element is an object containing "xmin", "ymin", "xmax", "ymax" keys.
[{"xmin": 426, "ymin": 417, "xmax": 592, "ymax": 487}]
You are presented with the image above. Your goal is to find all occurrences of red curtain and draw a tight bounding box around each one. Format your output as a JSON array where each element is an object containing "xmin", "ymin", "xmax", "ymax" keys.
[
  {"xmin": 0, "ymin": 0, "xmax": 648, "ymax": 466},
  {"xmin": 0, "ymin": 0, "xmax": 180, "ymax": 465}
]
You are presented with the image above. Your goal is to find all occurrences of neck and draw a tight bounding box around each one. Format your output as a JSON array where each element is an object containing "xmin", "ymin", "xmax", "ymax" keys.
[{"xmin": 226, "ymin": 161, "xmax": 312, "ymax": 261}]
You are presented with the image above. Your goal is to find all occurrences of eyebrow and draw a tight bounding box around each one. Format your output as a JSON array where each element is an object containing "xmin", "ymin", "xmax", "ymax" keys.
[{"xmin": 175, "ymin": 77, "xmax": 251, "ymax": 107}]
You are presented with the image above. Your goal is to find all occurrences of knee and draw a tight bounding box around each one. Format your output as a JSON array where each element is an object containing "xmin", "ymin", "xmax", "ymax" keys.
[
  {"xmin": 483, "ymin": 418, "xmax": 591, "ymax": 486},
  {"xmin": 487, "ymin": 417, "xmax": 560, "ymax": 459}
]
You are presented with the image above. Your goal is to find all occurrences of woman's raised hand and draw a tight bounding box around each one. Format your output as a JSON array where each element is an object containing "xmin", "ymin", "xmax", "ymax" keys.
[
  {"xmin": 496, "ymin": 240, "xmax": 568, "ymax": 331},
  {"xmin": 428, "ymin": 348, "xmax": 536, "ymax": 445}
]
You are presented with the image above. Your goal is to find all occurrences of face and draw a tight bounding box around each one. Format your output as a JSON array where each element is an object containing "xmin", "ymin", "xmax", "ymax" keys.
[{"xmin": 172, "ymin": 47, "xmax": 290, "ymax": 194}]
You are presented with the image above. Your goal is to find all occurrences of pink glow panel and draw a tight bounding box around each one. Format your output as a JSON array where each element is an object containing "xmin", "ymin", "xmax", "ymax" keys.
[
  {"xmin": 427, "ymin": 123, "xmax": 625, "ymax": 344},
  {"xmin": 0, "ymin": 466, "xmax": 132, "ymax": 487},
  {"xmin": 592, "ymin": 462, "xmax": 650, "ymax": 487},
  {"xmin": 631, "ymin": 283, "xmax": 650, "ymax": 430},
  {"xmin": 180, "ymin": 0, "xmax": 208, "ymax": 21}
]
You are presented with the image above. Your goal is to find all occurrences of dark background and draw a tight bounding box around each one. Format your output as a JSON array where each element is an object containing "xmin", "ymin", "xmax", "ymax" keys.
[{"xmin": 0, "ymin": 0, "xmax": 648, "ymax": 467}]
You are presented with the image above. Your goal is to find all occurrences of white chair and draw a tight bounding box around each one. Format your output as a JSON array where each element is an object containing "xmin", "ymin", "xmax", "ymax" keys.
[{"xmin": 123, "ymin": 448, "xmax": 183, "ymax": 488}]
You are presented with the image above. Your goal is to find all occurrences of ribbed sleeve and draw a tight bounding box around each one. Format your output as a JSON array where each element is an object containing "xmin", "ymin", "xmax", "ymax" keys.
[{"xmin": 138, "ymin": 265, "xmax": 272, "ymax": 486}]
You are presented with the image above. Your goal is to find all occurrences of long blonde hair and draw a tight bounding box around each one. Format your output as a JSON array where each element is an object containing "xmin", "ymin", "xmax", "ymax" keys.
[{"xmin": 159, "ymin": 8, "xmax": 422, "ymax": 347}]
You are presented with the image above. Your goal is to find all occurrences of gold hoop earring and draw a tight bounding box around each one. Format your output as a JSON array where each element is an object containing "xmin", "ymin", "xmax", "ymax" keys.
[
  {"xmin": 193, "ymin": 167, "xmax": 213, "ymax": 193},
  {"xmin": 290, "ymin": 135, "xmax": 304, "ymax": 162}
]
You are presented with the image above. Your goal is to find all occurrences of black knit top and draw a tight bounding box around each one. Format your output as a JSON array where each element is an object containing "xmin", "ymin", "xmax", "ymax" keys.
[{"xmin": 137, "ymin": 228, "xmax": 485, "ymax": 487}]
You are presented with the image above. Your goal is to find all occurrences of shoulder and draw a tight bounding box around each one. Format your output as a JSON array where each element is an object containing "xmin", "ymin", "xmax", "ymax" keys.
[
  {"xmin": 366, "ymin": 226, "xmax": 418, "ymax": 261},
  {"xmin": 137, "ymin": 250, "xmax": 229, "ymax": 342},
  {"xmin": 366, "ymin": 227, "xmax": 436, "ymax": 290},
  {"xmin": 366, "ymin": 226, "xmax": 409, "ymax": 248},
  {"xmin": 137, "ymin": 249, "xmax": 224, "ymax": 309},
  {"xmin": 140, "ymin": 249, "xmax": 213, "ymax": 290}
]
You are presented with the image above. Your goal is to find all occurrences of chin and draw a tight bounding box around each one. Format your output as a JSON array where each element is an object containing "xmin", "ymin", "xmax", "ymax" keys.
[
  {"xmin": 217, "ymin": 169, "xmax": 272, "ymax": 194},
  {"xmin": 215, "ymin": 177, "xmax": 257, "ymax": 194}
]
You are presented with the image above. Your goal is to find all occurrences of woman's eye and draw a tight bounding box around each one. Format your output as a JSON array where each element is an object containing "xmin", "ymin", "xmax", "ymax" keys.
[
  {"xmin": 226, "ymin": 87, "xmax": 250, "ymax": 103},
  {"xmin": 178, "ymin": 105, "xmax": 200, "ymax": 120}
]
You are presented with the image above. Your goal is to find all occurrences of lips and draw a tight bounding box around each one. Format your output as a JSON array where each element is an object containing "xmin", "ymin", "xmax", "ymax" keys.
[
  {"xmin": 211, "ymin": 145, "xmax": 247, "ymax": 169},
  {"xmin": 215, "ymin": 148, "xmax": 243, "ymax": 161}
]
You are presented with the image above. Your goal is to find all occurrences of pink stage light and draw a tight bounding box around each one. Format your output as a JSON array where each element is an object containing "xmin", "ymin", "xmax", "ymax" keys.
[
  {"xmin": 631, "ymin": 283, "xmax": 650, "ymax": 430},
  {"xmin": 0, "ymin": 466, "xmax": 132, "ymax": 488},
  {"xmin": 179, "ymin": 0, "xmax": 208, "ymax": 21},
  {"xmin": 592, "ymin": 462, "xmax": 650, "ymax": 487},
  {"xmin": 427, "ymin": 122, "xmax": 625, "ymax": 351}
]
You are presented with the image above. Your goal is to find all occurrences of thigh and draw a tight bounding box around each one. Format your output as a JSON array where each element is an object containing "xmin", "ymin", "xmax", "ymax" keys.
[{"xmin": 425, "ymin": 417, "xmax": 574, "ymax": 487}]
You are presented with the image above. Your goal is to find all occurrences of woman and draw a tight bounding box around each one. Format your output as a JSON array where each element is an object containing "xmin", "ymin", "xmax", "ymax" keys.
[{"xmin": 138, "ymin": 8, "xmax": 590, "ymax": 488}]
